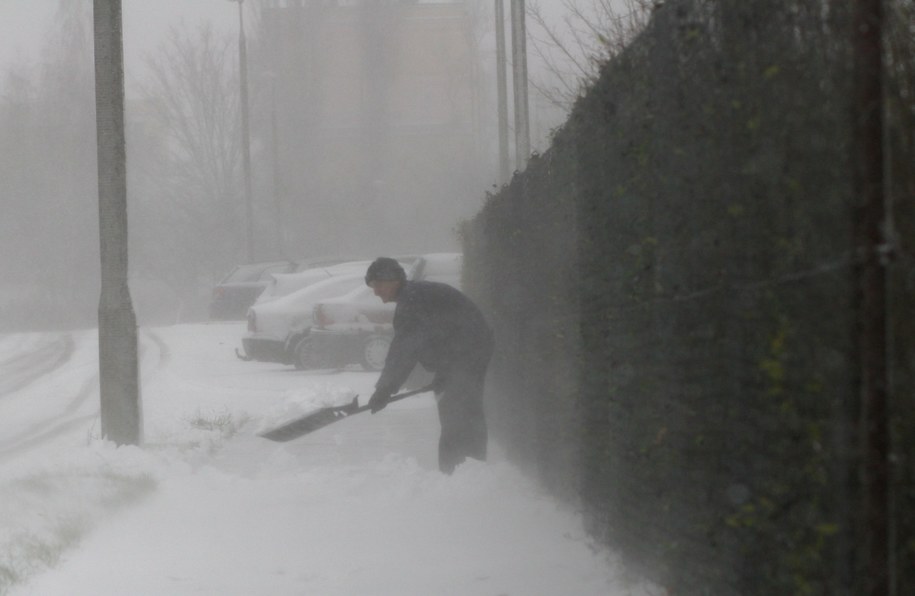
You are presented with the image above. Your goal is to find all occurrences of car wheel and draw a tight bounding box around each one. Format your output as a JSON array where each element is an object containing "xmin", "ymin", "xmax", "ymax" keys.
[
  {"xmin": 293, "ymin": 337, "xmax": 316, "ymax": 370},
  {"xmin": 361, "ymin": 334, "xmax": 391, "ymax": 371}
]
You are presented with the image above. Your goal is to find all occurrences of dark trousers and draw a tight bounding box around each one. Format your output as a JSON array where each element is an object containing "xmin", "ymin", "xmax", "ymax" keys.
[{"xmin": 435, "ymin": 353, "xmax": 491, "ymax": 474}]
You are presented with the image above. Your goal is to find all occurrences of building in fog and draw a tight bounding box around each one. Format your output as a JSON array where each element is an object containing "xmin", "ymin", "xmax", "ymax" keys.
[{"xmin": 257, "ymin": 0, "xmax": 483, "ymax": 258}]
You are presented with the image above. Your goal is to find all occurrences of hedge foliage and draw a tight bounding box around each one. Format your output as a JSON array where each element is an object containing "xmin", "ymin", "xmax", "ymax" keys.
[{"xmin": 463, "ymin": 1, "xmax": 914, "ymax": 593}]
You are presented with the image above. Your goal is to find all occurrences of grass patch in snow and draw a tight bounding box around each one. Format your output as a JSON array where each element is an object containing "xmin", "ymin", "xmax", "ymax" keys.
[
  {"xmin": 187, "ymin": 408, "xmax": 247, "ymax": 437},
  {"xmin": 0, "ymin": 460, "xmax": 157, "ymax": 595}
]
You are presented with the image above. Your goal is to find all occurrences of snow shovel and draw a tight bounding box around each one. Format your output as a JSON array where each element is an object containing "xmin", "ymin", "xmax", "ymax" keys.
[{"xmin": 258, "ymin": 384, "xmax": 437, "ymax": 442}]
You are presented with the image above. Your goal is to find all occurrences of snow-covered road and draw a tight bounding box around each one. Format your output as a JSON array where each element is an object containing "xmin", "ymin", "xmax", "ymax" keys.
[{"xmin": 0, "ymin": 323, "xmax": 648, "ymax": 595}]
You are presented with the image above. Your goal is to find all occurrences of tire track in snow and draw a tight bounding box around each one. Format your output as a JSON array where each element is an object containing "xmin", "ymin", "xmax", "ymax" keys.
[
  {"xmin": 0, "ymin": 330, "xmax": 171, "ymax": 460},
  {"xmin": 0, "ymin": 375, "xmax": 100, "ymax": 454},
  {"xmin": 140, "ymin": 328, "xmax": 171, "ymax": 371},
  {"xmin": 0, "ymin": 414, "xmax": 99, "ymax": 462},
  {"xmin": 0, "ymin": 334, "xmax": 75, "ymax": 398},
  {"xmin": 0, "ymin": 333, "xmax": 97, "ymax": 457}
]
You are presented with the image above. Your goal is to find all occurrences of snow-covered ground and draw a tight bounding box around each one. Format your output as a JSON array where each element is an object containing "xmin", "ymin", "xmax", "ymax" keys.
[{"xmin": 0, "ymin": 323, "xmax": 651, "ymax": 595}]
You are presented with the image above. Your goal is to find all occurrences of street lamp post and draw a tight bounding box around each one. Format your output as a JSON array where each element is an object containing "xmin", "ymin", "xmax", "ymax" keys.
[
  {"xmin": 228, "ymin": 0, "xmax": 254, "ymax": 262},
  {"xmin": 495, "ymin": 0, "xmax": 510, "ymax": 183},
  {"xmin": 510, "ymin": 0, "xmax": 530, "ymax": 169},
  {"xmin": 93, "ymin": 0, "xmax": 141, "ymax": 446},
  {"xmin": 265, "ymin": 71, "xmax": 284, "ymax": 258}
]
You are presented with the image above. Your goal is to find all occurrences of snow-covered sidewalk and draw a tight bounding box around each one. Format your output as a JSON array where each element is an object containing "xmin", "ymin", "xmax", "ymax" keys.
[{"xmin": 1, "ymin": 324, "xmax": 647, "ymax": 595}]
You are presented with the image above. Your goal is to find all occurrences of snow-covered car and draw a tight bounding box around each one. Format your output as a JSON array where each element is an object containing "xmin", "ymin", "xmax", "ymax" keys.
[
  {"xmin": 239, "ymin": 273, "xmax": 366, "ymax": 364},
  {"xmin": 253, "ymin": 258, "xmax": 370, "ymax": 306},
  {"xmin": 300, "ymin": 285, "xmax": 396, "ymax": 371},
  {"xmin": 301, "ymin": 253, "xmax": 463, "ymax": 371},
  {"xmin": 407, "ymin": 252, "xmax": 463, "ymax": 289},
  {"xmin": 208, "ymin": 256, "xmax": 361, "ymax": 321},
  {"xmin": 254, "ymin": 255, "xmax": 419, "ymax": 307},
  {"xmin": 239, "ymin": 256, "xmax": 418, "ymax": 365}
]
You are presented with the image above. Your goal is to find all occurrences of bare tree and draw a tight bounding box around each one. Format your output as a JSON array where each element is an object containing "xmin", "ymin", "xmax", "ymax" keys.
[
  {"xmin": 131, "ymin": 25, "xmax": 244, "ymax": 310},
  {"xmin": 0, "ymin": 1, "xmax": 102, "ymax": 329},
  {"xmin": 526, "ymin": 0, "xmax": 654, "ymax": 109}
]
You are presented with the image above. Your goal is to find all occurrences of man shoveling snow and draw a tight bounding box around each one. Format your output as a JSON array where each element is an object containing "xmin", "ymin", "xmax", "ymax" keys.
[{"xmin": 364, "ymin": 257, "xmax": 493, "ymax": 475}]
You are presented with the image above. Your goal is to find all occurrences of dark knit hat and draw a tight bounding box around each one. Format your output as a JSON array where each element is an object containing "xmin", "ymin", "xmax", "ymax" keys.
[{"xmin": 365, "ymin": 257, "xmax": 406, "ymax": 285}]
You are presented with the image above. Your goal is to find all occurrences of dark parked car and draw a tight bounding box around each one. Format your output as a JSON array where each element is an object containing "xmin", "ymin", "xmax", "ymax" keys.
[
  {"xmin": 208, "ymin": 261, "xmax": 296, "ymax": 321},
  {"xmin": 209, "ymin": 256, "xmax": 361, "ymax": 321}
]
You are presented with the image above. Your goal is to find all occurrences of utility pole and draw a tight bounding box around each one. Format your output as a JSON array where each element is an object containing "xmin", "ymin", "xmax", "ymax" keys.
[
  {"xmin": 510, "ymin": 0, "xmax": 530, "ymax": 170},
  {"xmin": 229, "ymin": 0, "xmax": 255, "ymax": 262},
  {"xmin": 852, "ymin": 0, "xmax": 889, "ymax": 593},
  {"xmin": 268, "ymin": 72, "xmax": 284, "ymax": 258},
  {"xmin": 495, "ymin": 0, "xmax": 510, "ymax": 183},
  {"xmin": 93, "ymin": 0, "xmax": 141, "ymax": 446}
]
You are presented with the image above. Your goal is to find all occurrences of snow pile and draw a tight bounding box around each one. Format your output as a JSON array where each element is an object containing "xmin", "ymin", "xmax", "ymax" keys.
[
  {"xmin": 0, "ymin": 324, "xmax": 656, "ymax": 595},
  {"xmin": 0, "ymin": 444, "xmax": 157, "ymax": 591}
]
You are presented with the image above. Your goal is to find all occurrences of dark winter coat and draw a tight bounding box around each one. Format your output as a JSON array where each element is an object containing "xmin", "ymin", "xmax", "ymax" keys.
[{"xmin": 375, "ymin": 280, "xmax": 493, "ymax": 393}]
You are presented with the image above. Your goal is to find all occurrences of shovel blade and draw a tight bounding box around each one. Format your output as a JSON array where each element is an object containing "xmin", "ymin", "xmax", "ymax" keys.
[{"xmin": 259, "ymin": 397, "xmax": 360, "ymax": 442}]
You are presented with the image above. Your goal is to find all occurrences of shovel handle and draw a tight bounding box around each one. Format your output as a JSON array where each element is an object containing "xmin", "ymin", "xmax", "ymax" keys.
[
  {"xmin": 386, "ymin": 383, "xmax": 438, "ymax": 403},
  {"xmin": 358, "ymin": 383, "xmax": 438, "ymax": 413}
]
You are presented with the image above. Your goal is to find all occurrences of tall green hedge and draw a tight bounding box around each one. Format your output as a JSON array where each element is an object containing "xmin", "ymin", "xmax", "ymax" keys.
[{"xmin": 463, "ymin": 1, "xmax": 914, "ymax": 593}]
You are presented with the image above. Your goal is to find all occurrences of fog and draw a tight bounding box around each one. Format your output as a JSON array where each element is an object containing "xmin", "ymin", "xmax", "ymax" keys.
[
  {"xmin": 0, "ymin": 324, "xmax": 647, "ymax": 595},
  {"xmin": 0, "ymin": 0, "xmax": 578, "ymax": 329},
  {"xmin": 0, "ymin": 8, "xmax": 642, "ymax": 592},
  {"xmin": 2, "ymin": 1, "xmax": 909, "ymax": 593}
]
